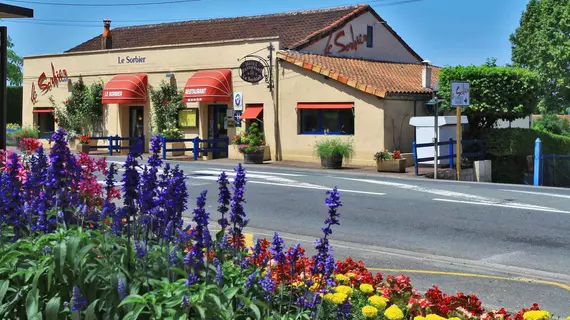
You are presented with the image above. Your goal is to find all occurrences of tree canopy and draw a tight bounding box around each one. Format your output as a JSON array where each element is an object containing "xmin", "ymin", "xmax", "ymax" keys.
[
  {"xmin": 7, "ymin": 36, "xmax": 23, "ymax": 86},
  {"xmin": 437, "ymin": 61, "xmax": 538, "ymax": 137},
  {"xmin": 510, "ymin": 0, "xmax": 570, "ymax": 114}
]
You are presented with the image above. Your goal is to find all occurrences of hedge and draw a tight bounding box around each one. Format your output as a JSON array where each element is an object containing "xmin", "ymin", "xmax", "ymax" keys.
[{"xmin": 7, "ymin": 86, "xmax": 22, "ymax": 125}]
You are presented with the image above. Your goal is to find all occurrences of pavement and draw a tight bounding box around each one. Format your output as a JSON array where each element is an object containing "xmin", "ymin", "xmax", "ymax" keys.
[{"xmin": 91, "ymin": 154, "xmax": 570, "ymax": 315}]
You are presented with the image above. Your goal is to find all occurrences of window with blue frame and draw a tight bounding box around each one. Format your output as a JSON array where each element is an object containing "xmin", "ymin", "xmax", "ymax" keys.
[{"xmin": 299, "ymin": 108, "xmax": 354, "ymax": 135}]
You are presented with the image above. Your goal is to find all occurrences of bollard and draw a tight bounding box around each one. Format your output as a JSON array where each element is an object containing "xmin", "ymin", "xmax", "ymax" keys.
[
  {"xmin": 193, "ymin": 136, "xmax": 200, "ymax": 161},
  {"xmin": 533, "ymin": 138, "xmax": 541, "ymax": 186},
  {"xmin": 412, "ymin": 141, "xmax": 418, "ymax": 176},
  {"xmin": 161, "ymin": 136, "xmax": 167, "ymax": 160}
]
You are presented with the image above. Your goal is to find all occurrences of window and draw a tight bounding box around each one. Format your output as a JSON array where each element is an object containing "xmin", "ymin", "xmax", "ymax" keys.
[
  {"xmin": 299, "ymin": 109, "xmax": 354, "ymax": 135},
  {"xmin": 178, "ymin": 109, "xmax": 199, "ymax": 128},
  {"xmin": 367, "ymin": 25, "xmax": 373, "ymax": 48}
]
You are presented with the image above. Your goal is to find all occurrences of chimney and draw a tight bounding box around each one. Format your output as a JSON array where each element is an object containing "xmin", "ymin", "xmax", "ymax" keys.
[
  {"xmin": 422, "ymin": 60, "xmax": 432, "ymax": 89},
  {"xmin": 101, "ymin": 19, "xmax": 112, "ymax": 50}
]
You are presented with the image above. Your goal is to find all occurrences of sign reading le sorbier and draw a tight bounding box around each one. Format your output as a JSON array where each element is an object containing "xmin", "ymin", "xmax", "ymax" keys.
[{"xmin": 239, "ymin": 60, "xmax": 264, "ymax": 83}]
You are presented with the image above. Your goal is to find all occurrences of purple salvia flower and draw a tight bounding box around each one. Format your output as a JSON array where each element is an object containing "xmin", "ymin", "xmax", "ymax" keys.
[
  {"xmin": 217, "ymin": 171, "xmax": 230, "ymax": 230},
  {"xmin": 182, "ymin": 296, "xmax": 190, "ymax": 309},
  {"xmin": 311, "ymin": 187, "xmax": 341, "ymax": 279},
  {"xmin": 2, "ymin": 152, "xmax": 23, "ymax": 238},
  {"xmin": 105, "ymin": 163, "xmax": 118, "ymax": 198},
  {"xmin": 121, "ymin": 152, "xmax": 140, "ymax": 238},
  {"xmin": 216, "ymin": 233, "xmax": 231, "ymax": 250},
  {"xmin": 244, "ymin": 270, "xmax": 257, "ymax": 292},
  {"xmin": 185, "ymin": 273, "xmax": 199, "ymax": 286},
  {"xmin": 117, "ymin": 279, "xmax": 127, "ymax": 301},
  {"xmin": 336, "ymin": 299, "xmax": 352, "ymax": 319},
  {"xmin": 44, "ymin": 246, "xmax": 52, "ymax": 254},
  {"xmin": 191, "ymin": 190, "xmax": 210, "ymax": 256},
  {"xmin": 71, "ymin": 286, "xmax": 87, "ymax": 311},
  {"xmin": 270, "ymin": 232, "xmax": 285, "ymax": 264},
  {"xmin": 168, "ymin": 248, "xmax": 178, "ymax": 267},
  {"xmin": 240, "ymin": 257, "xmax": 249, "ymax": 270},
  {"xmin": 134, "ymin": 241, "xmax": 147, "ymax": 259},
  {"xmin": 213, "ymin": 258, "xmax": 223, "ymax": 286},
  {"xmin": 229, "ymin": 164, "xmax": 248, "ymax": 253},
  {"xmin": 259, "ymin": 269, "xmax": 275, "ymax": 300}
]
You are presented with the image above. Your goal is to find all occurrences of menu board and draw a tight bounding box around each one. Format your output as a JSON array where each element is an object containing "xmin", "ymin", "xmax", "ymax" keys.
[{"xmin": 178, "ymin": 109, "xmax": 198, "ymax": 128}]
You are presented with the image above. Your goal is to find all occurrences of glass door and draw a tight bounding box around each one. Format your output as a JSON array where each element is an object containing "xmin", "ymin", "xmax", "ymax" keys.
[
  {"xmin": 208, "ymin": 105, "xmax": 228, "ymax": 159},
  {"xmin": 129, "ymin": 106, "xmax": 144, "ymax": 150}
]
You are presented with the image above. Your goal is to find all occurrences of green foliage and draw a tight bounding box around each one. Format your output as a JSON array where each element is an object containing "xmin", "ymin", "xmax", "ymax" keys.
[
  {"xmin": 161, "ymin": 127, "xmax": 183, "ymax": 139},
  {"xmin": 7, "ymin": 86, "xmax": 23, "ymax": 125},
  {"xmin": 7, "ymin": 37, "xmax": 22, "ymax": 86},
  {"xmin": 510, "ymin": 0, "xmax": 570, "ymax": 114},
  {"xmin": 532, "ymin": 114, "xmax": 570, "ymax": 136},
  {"xmin": 232, "ymin": 122, "xmax": 265, "ymax": 154},
  {"xmin": 6, "ymin": 123, "xmax": 20, "ymax": 129},
  {"xmin": 52, "ymin": 77, "xmax": 104, "ymax": 138},
  {"xmin": 313, "ymin": 137, "xmax": 355, "ymax": 160},
  {"xmin": 149, "ymin": 81, "xmax": 184, "ymax": 135},
  {"xmin": 437, "ymin": 64, "xmax": 539, "ymax": 137},
  {"xmin": 8, "ymin": 125, "xmax": 40, "ymax": 144}
]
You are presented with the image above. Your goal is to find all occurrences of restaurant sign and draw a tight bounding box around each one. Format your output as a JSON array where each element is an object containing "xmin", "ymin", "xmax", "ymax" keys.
[
  {"xmin": 324, "ymin": 25, "xmax": 367, "ymax": 55},
  {"xmin": 31, "ymin": 63, "xmax": 69, "ymax": 104},
  {"xmin": 239, "ymin": 60, "xmax": 264, "ymax": 83}
]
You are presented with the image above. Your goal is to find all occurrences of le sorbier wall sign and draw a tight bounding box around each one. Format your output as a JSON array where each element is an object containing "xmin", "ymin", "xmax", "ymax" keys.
[
  {"xmin": 30, "ymin": 63, "xmax": 69, "ymax": 104},
  {"xmin": 239, "ymin": 60, "xmax": 264, "ymax": 83},
  {"xmin": 324, "ymin": 25, "xmax": 367, "ymax": 55}
]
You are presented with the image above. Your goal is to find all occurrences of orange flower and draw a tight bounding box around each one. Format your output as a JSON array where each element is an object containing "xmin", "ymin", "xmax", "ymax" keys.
[{"xmin": 122, "ymin": 218, "xmax": 127, "ymax": 223}]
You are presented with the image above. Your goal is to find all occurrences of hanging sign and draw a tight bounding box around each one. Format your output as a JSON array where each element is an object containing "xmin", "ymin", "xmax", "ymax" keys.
[
  {"xmin": 233, "ymin": 92, "xmax": 243, "ymax": 111},
  {"xmin": 451, "ymin": 81, "xmax": 470, "ymax": 107},
  {"xmin": 239, "ymin": 60, "xmax": 264, "ymax": 83}
]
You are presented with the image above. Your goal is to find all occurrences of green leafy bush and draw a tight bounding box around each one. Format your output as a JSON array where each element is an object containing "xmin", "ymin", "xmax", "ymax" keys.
[
  {"xmin": 232, "ymin": 122, "xmax": 265, "ymax": 154},
  {"xmin": 9, "ymin": 125, "xmax": 39, "ymax": 144},
  {"xmin": 6, "ymin": 123, "xmax": 20, "ymax": 129},
  {"xmin": 532, "ymin": 114, "xmax": 570, "ymax": 136},
  {"xmin": 161, "ymin": 127, "xmax": 184, "ymax": 139},
  {"xmin": 149, "ymin": 81, "xmax": 184, "ymax": 135},
  {"xmin": 313, "ymin": 137, "xmax": 355, "ymax": 160}
]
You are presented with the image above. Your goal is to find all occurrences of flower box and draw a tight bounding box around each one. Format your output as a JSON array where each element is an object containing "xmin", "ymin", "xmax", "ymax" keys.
[
  {"xmin": 166, "ymin": 141, "xmax": 185, "ymax": 157},
  {"xmin": 321, "ymin": 154, "xmax": 344, "ymax": 169},
  {"xmin": 78, "ymin": 143, "xmax": 90, "ymax": 154},
  {"xmin": 376, "ymin": 158, "xmax": 406, "ymax": 173},
  {"xmin": 244, "ymin": 150, "xmax": 264, "ymax": 164}
]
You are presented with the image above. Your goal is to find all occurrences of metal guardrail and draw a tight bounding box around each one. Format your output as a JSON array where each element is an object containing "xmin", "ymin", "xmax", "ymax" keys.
[
  {"xmin": 88, "ymin": 135, "xmax": 145, "ymax": 155},
  {"xmin": 412, "ymin": 138, "xmax": 485, "ymax": 176},
  {"xmin": 161, "ymin": 136, "xmax": 229, "ymax": 160}
]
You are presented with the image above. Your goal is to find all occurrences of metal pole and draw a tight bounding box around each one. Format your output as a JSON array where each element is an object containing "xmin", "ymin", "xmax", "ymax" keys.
[
  {"xmin": 0, "ymin": 27, "xmax": 7, "ymax": 150},
  {"xmin": 456, "ymin": 107, "xmax": 462, "ymax": 180},
  {"xmin": 433, "ymin": 95, "xmax": 438, "ymax": 180},
  {"xmin": 533, "ymin": 138, "xmax": 541, "ymax": 186}
]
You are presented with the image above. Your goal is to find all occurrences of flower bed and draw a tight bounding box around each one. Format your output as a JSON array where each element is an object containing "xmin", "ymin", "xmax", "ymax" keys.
[{"xmin": 0, "ymin": 128, "xmax": 564, "ymax": 319}]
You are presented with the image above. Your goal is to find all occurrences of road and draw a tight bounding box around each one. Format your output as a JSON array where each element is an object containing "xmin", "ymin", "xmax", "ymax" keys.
[{"xmin": 104, "ymin": 156, "xmax": 570, "ymax": 315}]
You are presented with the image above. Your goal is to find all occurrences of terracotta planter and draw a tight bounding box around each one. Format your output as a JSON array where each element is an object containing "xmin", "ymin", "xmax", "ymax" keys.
[
  {"xmin": 166, "ymin": 142, "xmax": 185, "ymax": 157},
  {"xmin": 78, "ymin": 143, "xmax": 90, "ymax": 154},
  {"xmin": 320, "ymin": 154, "xmax": 343, "ymax": 169},
  {"xmin": 376, "ymin": 158, "xmax": 406, "ymax": 173},
  {"xmin": 244, "ymin": 151, "xmax": 264, "ymax": 164}
]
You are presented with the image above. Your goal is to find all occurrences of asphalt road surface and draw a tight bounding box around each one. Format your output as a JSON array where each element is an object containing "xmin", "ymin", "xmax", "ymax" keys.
[{"xmin": 103, "ymin": 156, "xmax": 570, "ymax": 315}]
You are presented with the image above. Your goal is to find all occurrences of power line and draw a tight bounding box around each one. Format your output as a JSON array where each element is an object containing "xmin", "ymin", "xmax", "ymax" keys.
[{"xmin": 4, "ymin": 0, "xmax": 198, "ymax": 6}]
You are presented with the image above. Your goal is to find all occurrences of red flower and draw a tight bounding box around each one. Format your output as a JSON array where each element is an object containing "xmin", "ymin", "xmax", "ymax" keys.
[
  {"xmin": 163, "ymin": 100, "xmax": 168, "ymax": 105},
  {"xmin": 65, "ymin": 99, "xmax": 70, "ymax": 104},
  {"xmin": 18, "ymin": 137, "xmax": 41, "ymax": 154}
]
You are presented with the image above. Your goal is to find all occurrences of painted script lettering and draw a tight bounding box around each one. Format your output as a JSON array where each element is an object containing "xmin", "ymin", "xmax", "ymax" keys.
[
  {"xmin": 324, "ymin": 25, "xmax": 367, "ymax": 55},
  {"xmin": 31, "ymin": 63, "xmax": 69, "ymax": 103}
]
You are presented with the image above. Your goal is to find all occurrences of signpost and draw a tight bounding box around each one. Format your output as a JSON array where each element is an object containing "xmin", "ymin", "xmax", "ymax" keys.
[{"xmin": 450, "ymin": 81, "xmax": 470, "ymax": 180}]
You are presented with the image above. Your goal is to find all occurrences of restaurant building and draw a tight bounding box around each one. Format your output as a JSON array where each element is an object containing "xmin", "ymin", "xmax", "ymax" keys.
[{"xmin": 22, "ymin": 4, "xmax": 438, "ymax": 166}]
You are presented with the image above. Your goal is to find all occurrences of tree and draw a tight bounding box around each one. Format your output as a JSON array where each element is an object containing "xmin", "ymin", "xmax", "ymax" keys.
[
  {"xmin": 437, "ymin": 63, "xmax": 539, "ymax": 137},
  {"xmin": 510, "ymin": 0, "xmax": 570, "ymax": 114},
  {"xmin": 7, "ymin": 36, "xmax": 23, "ymax": 86}
]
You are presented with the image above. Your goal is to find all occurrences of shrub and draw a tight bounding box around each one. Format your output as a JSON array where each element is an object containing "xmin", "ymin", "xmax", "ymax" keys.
[
  {"xmin": 532, "ymin": 114, "xmax": 570, "ymax": 136},
  {"xmin": 161, "ymin": 127, "xmax": 184, "ymax": 139},
  {"xmin": 314, "ymin": 137, "xmax": 355, "ymax": 160},
  {"xmin": 6, "ymin": 123, "xmax": 20, "ymax": 129},
  {"xmin": 10, "ymin": 125, "xmax": 39, "ymax": 144},
  {"xmin": 232, "ymin": 122, "xmax": 265, "ymax": 154},
  {"xmin": 149, "ymin": 81, "xmax": 184, "ymax": 134}
]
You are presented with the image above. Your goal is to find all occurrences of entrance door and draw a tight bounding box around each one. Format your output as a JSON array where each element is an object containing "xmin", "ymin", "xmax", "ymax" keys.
[
  {"xmin": 129, "ymin": 106, "xmax": 144, "ymax": 150},
  {"xmin": 208, "ymin": 104, "xmax": 228, "ymax": 159}
]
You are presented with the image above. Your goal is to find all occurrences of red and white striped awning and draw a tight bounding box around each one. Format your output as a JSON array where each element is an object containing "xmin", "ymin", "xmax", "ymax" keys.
[
  {"xmin": 102, "ymin": 74, "xmax": 148, "ymax": 105},
  {"xmin": 183, "ymin": 69, "xmax": 232, "ymax": 103}
]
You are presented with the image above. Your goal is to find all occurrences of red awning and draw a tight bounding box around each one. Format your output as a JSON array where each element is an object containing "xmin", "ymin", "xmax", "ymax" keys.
[
  {"xmin": 297, "ymin": 103, "xmax": 353, "ymax": 109},
  {"xmin": 183, "ymin": 69, "xmax": 232, "ymax": 102},
  {"xmin": 33, "ymin": 107, "xmax": 54, "ymax": 113},
  {"xmin": 241, "ymin": 105, "xmax": 263, "ymax": 119},
  {"xmin": 102, "ymin": 74, "xmax": 148, "ymax": 104}
]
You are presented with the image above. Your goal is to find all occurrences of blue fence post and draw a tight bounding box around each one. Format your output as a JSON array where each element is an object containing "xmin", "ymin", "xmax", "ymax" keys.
[
  {"xmin": 412, "ymin": 141, "xmax": 418, "ymax": 176},
  {"xmin": 161, "ymin": 136, "xmax": 167, "ymax": 160},
  {"xmin": 449, "ymin": 138, "xmax": 454, "ymax": 169},
  {"xmin": 225, "ymin": 136, "xmax": 229, "ymax": 155},
  {"xmin": 114, "ymin": 135, "xmax": 119, "ymax": 153},
  {"xmin": 193, "ymin": 137, "xmax": 200, "ymax": 161},
  {"xmin": 533, "ymin": 138, "xmax": 542, "ymax": 186},
  {"xmin": 108, "ymin": 136, "xmax": 113, "ymax": 156}
]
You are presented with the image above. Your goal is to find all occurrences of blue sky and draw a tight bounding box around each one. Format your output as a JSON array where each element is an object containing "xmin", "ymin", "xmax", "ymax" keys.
[{"xmin": 3, "ymin": 0, "xmax": 528, "ymax": 67}]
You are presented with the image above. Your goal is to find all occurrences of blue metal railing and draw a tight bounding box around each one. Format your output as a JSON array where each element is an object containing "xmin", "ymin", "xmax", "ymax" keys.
[
  {"xmin": 88, "ymin": 135, "xmax": 145, "ymax": 155},
  {"xmin": 161, "ymin": 136, "xmax": 229, "ymax": 160},
  {"xmin": 412, "ymin": 138, "xmax": 485, "ymax": 176}
]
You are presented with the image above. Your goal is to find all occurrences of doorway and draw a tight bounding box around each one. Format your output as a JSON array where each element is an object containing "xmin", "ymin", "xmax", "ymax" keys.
[
  {"xmin": 208, "ymin": 104, "xmax": 228, "ymax": 159},
  {"xmin": 129, "ymin": 106, "xmax": 144, "ymax": 150}
]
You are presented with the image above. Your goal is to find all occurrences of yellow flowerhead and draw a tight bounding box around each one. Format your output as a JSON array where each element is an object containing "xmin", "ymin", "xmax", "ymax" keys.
[
  {"xmin": 335, "ymin": 274, "xmax": 349, "ymax": 283},
  {"xmin": 384, "ymin": 305, "xmax": 404, "ymax": 320},
  {"xmin": 331, "ymin": 292, "xmax": 348, "ymax": 305},
  {"xmin": 360, "ymin": 283, "xmax": 374, "ymax": 294},
  {"xmin": 323, "ymin": 293, "xmax": 334, "ymax": 302},
  {"xmin": 414, "ymin": 317, "xmax": 426, "ymax": 320},
  {"xmin": 292, "ymin": 281, "xmax": 304, "ymax": 288},
  {"xmin": 566, "ymin": 317, "xmax": 570, "ymax": 320},
  {"xmin": 448, "ymin": 317, "xmax": 461, "ymax": 320},
  {"xmin": 426, "ymin": 315, "xmax": 447, "ymax": 320},
  {"xmin": 368, "ymin": 295, "xmax": 388, "ymax": 310},
  {"xmin": 309, "ymin": 282, "xmax": 320, "ymax": 292},
  {"xmin": 362, "ymin": 305, "xmax": 379, "ymax": 318},
  {"xmin": 335, "ymin": 285, "xmax": 353, "ymax": 296},
  {"xmin": 523, "ymin": 310, "xmax": 551, "ymax": 320},
  {"xmin": 347, "ymin": 272, "xmax": 356, "ymax": 278}
]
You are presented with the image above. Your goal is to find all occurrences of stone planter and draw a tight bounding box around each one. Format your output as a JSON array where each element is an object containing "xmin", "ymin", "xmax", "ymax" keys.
[
  {"xmin": 244, "ymin": 151, "xmax": 264, "ymax": 164},
  {"xmin": 68, "ymin": 138, "xmax": 77, "ymax": 151},
  {"xmin": 376, "ymin": 158, "xmax": 406, "ymax": 173},
  {"xmin": 77, "ymin": 143, "xmax": 90, "ymax": 154},
  {"xmin": 166, "ymin": 142, "xmax": 185, "ymax": 157},
  {"xmin": 320, "ymin": 154, "xmax": 343, "ymax": 169}
]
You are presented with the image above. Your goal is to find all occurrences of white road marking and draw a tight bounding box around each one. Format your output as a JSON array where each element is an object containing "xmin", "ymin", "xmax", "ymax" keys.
[
  {"xmin": 432, "ymin": 198, "xmax": 570, "ymax": 214},
  {"xmin": 207, "ymin": 168, "xmax": 305, "ymax": 177},
  {"xmin": 501, "ymin": 189, "xmax": 570, "ymax": 199}
]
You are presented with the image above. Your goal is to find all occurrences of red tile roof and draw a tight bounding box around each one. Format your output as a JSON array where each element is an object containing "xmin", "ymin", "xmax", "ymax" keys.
[
  {"xmin": 278, "ymin": 51, "xmax": 438, "ymax": 97},
  {"xmin": 66, "ymin": 5, "xmax": 368, "ymax": 52}
]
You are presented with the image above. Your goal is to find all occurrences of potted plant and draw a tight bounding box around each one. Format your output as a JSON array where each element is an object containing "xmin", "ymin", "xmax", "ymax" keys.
[
  {"xmin": 314, "ymin": 137, "xmax": 354, "ymax": 169},
  {"xmin": 374, "ymin": 150, "xmax": 406, "ymax": 173},
  {"xmin": 161, "ymin": 127, "xmax": 185, "ymax": 157},
  {"xmin": 78, "ymin": 135, "xmax": 91, "ymax": 154},
  {"xmin": 232, "ymin": 122, "xmax": 265, "ymax": 164}
]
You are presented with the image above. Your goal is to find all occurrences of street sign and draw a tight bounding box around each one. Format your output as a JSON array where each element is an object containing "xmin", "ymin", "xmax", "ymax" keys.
[
  {"xmin": 451, "ymin": 81, "xmax": 470, "ymax": 107},
  {"xmin": 233, "ymin": 92, "xmax": 243, "ymax": 111}
]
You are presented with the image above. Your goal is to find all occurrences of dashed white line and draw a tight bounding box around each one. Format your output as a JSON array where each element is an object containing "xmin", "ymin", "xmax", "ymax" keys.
[
  {"xmin": 501, "ymin": 189, "xmax": 570, "ymax": 199},
  {"xmin": 432, "ymin": 198, "xmax": 570, "ymax": 214}
]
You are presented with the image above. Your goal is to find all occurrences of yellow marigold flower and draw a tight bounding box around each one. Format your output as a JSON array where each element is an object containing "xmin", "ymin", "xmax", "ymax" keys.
[
  {"xmin": 347, "ymin": 272, "xmax": 356, "ymax": 278},
  {"xmin": 384, "ymin": 305, "xmax": 404, "ymax": 320},
  {"xmin": 360, "ymin": 283, "xmax": 374, "ymax": 294},
  {"xmin": 362, "ymin": 305, "xmax": 378, "ymax": 318},
  {"xmin": 426, "ymin": 315, "xmax": 447, "ymax": 320},
  {"xmin": 335, "ymin": 274, "xmax": 349, "ymax": 283},
  {"xmin": 323, "ymin": 293, "xmax": 334, "ymax": 302},
  {"xmin": 448, "ymin": 317, "xmax": 461, "ymax": 320},
  {"xmin": 331, "ymin": 292, "xmax": 348, "ymax": 305},
  {"xmin": 309, "ymin": 283, "xmax": 320, "ymax": 292},
  {"xmin": 566, "ymin": 317, "xmax": 570, "ymax": 320},
  {"xmin": 368, "ymin": 295, "xmax": 388, "ymax": 310},
  {"xmin": 414, "ymin": 317, "xmax": 426, "ymax": 320},
  {"xmin": 523, "ymin": 310, "xmax": 551, "ymax": 320},
  {"xmin": 335, "ymin": 285, "xmax": 353, "ymax": 296}
]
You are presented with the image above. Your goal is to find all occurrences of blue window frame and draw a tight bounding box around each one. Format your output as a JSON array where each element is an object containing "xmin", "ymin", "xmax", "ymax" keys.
[
  {"xmin": 299, "ymin": 108, "xmax": 354, "ymax": 135},
  {"xmin": 367, "ymin": 25, "xmax": 373, "ymax": 48}
]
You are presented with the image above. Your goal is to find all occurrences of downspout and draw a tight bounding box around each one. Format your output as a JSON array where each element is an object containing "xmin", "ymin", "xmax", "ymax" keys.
[{"xmin": 413, "ymin": 100, "xmax": 417, "ymax": 143}]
